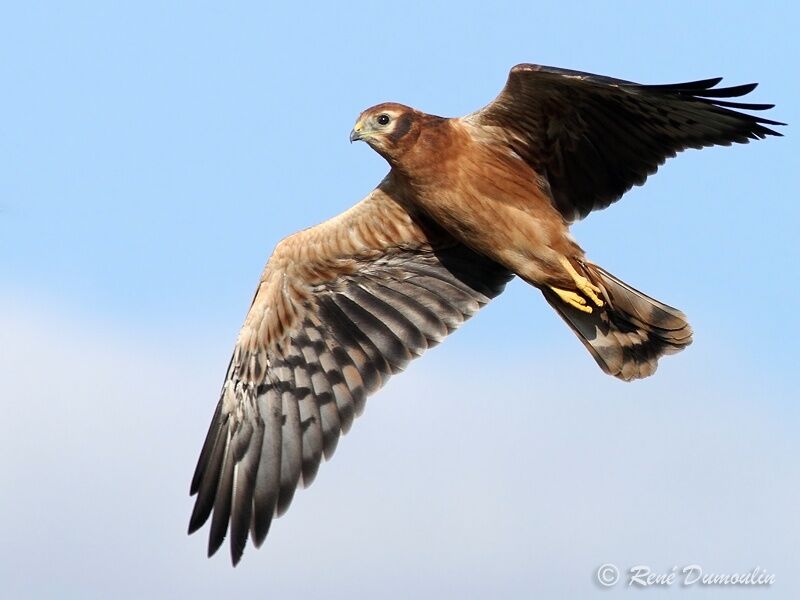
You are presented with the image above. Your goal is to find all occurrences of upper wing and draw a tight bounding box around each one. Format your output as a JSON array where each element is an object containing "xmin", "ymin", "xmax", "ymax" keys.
[
  {"xmin": 466, "ymin": 63, "xmax": 784, "ymax": 221},
  {"xmin": 187, "ymin": 179, "xmax": 513, "ymax": 564}
]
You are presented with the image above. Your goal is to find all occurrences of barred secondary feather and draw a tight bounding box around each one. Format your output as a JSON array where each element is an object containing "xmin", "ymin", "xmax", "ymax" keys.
[{"xmin": 188, "ymin": 208, "xmax": 513, "ymax": 562}]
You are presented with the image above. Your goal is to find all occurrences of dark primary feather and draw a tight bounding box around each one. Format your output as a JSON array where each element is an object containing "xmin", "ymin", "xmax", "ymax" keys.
[
  {"xmin": 188, "ymin": 243, "xmax": 512, "ymax": 565},
  {"xmin": 471, "ymin": 63, "xmax": 785, "ymax": 221}
]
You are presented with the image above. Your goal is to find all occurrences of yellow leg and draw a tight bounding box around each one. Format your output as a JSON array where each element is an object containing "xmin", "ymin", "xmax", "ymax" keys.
[
  {"xmin": 558, "ymin": 257, "xmax": 604, "ymax": 308},
  {"xmin": 548, "ymin": 286, "xmax": 594, "ymax": 313}
]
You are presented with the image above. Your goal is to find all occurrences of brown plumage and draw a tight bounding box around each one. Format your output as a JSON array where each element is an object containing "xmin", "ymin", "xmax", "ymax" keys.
[{"xmin": 188, "ymin": 64, "xmax": 783, "ymax": 564}]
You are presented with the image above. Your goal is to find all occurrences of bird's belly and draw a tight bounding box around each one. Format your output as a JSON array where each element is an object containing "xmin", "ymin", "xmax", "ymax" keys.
[{"xmin": 413, "ymin": 187, "xmax": 577, "ymax": 285}]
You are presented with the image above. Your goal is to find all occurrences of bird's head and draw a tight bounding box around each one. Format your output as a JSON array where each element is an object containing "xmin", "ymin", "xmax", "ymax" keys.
[{"xmin": 350, "ymin": 103, "xmax": 422, "ymax": 164}]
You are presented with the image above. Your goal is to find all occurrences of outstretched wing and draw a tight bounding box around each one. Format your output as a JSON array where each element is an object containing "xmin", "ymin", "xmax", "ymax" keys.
[
  {"xmin": 467, "ymin": 63, "xmax": 784, "ymax": 221},
  {"xmin": 188, "ymin": 178, "xmax": 513, "ymax": 564}
]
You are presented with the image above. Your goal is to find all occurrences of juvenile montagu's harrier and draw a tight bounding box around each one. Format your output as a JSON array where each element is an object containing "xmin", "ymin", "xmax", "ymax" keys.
[{"xmin": 188, "ymin": 64, "xmax": 783, "ymax": 564}]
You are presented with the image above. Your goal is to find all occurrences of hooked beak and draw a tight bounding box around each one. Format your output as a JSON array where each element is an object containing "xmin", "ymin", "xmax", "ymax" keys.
[{"xmin": 349, "ymin": 120, "xmax": 364, "ymax": 143}]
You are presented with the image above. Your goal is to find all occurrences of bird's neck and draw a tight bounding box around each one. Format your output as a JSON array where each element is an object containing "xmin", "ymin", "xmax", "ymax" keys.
[{"xmin": 387, "ymin": 117, "xmax": 463, "ymax": 189}]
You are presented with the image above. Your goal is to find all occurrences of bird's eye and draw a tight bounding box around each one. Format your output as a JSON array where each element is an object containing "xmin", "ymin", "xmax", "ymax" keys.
[{"xmin": 377, "ymin": 114, "xmax": 390, "ymax": 126}]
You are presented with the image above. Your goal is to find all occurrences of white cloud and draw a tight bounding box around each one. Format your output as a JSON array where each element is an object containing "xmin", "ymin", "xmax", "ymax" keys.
[{"xmin": 1, "ymin": 294, "xmax": 797, "ymax": 599}]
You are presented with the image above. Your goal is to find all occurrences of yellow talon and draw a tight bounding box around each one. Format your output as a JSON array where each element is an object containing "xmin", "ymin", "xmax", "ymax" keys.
[
  {"xmin": 549, "ymin": 286, "xmax": 594, "ymax": 313},
  {"xmin": 558, "ymin": 257, "xmax": 605, "ymax": 308}
]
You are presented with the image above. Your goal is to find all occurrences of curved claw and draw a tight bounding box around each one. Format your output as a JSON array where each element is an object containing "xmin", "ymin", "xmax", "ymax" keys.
[
  {"xmin": 548, "ymin": 286, "xmax": 593, "ymax": 313},
  {"xmin": 558, "ymin": 257, "xmax": 604, "ymax": 308}
]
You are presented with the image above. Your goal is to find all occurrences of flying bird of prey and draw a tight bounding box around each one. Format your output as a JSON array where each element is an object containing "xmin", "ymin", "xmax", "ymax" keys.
[{"xmin": 188, "ymin": 64, "xmax": 783, "ymax": 564}]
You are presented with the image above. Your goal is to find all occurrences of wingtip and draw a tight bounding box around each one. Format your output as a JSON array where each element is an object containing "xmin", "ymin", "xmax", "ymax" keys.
[
  {"xmin": 250, "ymin": 517, "xmax": 272, "ymax": 549},
  {"xmin": 642, "ymin": 76, "xmax": 723, "ymax": 92},
  {"xmin": 207, "ymin": 531, "xmax": 226, "ymax": 559},
  {"xmin": 704, "ymin": 76, "xmax": 725, "ymax": 89},
  {"xmin": 187, "ymin": 505, "xmax": 208, "ymax": 536}
]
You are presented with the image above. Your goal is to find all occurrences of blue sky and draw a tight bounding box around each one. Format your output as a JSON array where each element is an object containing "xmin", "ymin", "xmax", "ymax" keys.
[{"xmin": 1, "ymin": 2, "xmax": 798, "ymax": 598}]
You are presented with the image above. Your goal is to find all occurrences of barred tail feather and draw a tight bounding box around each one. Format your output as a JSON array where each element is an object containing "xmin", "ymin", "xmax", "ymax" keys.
[{"xmin": 542, "ymin": 263, "xmax": 692, "ymax": 381}]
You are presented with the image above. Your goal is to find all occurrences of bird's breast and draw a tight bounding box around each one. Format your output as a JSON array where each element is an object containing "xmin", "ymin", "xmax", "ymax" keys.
[{"xmin": 402, "ymin": 143, "xmax": 572, "ymax": 273}]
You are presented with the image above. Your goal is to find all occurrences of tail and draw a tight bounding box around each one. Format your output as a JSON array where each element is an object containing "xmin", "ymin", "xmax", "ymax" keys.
[{"xmin": 542, "ymin": 262, "xmax": 692, "ymax": 381}]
